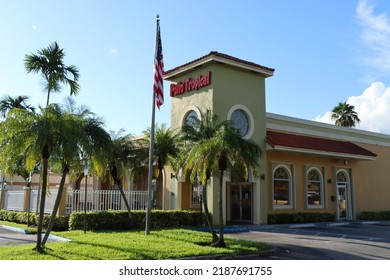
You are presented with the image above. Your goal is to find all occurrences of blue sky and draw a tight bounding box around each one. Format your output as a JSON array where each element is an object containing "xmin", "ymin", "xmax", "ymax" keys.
[{"xmin": 1, "ymin": 0, "xmax": 390, "ymax": 135}]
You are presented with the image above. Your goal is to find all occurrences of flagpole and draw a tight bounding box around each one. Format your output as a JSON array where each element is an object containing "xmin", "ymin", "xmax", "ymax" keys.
[{"xmin": 145, "ymin": 15, "xmax": 160, "ymax": 236}]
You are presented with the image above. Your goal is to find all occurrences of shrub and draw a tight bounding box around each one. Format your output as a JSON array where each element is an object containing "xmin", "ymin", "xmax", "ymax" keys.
[
  {"xmin": 68, "ymin": 210, "xmax": 204, "ymax": 231},
  {"xmin": 0, "ymin": 210, "xmax": 69, "ymax": 231},
  {"xmin": 360, "ymin": 211, "xmax": 390, "ymax": 221},
  {"xmin": 267, "ymin": 212, "xmax": 335, "ymax": 224}
]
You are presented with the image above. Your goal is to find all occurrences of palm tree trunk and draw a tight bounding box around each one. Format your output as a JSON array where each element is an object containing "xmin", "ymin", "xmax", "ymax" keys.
[
  {"xmin": 117, "ymin": 181, "xmax": 133, "ymax": 221},
  {"xmin": 202, "ymin": 184, "xmax": 219, "ymax": 244},
  {"xmin": 42, "ymin": 164, "xmax": 69, "ymax": 246},
  {"xmin": 212, "ymin": 170, "xmax": 226, "ymax": 248},
  {"xmin": 46, "ymin": 88, "xmax": 51, "ymax": 107},
  {"xmin": 36, "ymin": 143, "xmax": 49, "ymax": 251}
]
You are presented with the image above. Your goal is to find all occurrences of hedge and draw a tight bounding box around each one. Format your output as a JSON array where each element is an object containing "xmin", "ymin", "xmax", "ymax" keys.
[
  {"xmin": 1, "ymin": 209, "xmax": 205, "ymax": 231},
  {"xmin": 0, "ymin": 210, "xmax": 69, "ymax": 231},
  {"xmin": 359, "ymin": 211, "xmax": 390, "ymax": 220},
  {"xmin": 68, "ymin": 210, "xmax": 204, "ymax": 231},
  {"xmin": 267, "ymin": 212, "xmax": 335, "ymax": 224}
]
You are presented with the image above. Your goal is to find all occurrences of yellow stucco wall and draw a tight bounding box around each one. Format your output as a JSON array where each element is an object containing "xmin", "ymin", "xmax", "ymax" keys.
[{"xmin": 352, "ymin": 142, "xmax": 390, "ymax": 212}]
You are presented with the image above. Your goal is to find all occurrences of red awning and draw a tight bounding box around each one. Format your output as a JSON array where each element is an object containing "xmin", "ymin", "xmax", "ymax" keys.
[{"xmin": 266, "ymin": 130, "xmax": 377, "ymax": 160}]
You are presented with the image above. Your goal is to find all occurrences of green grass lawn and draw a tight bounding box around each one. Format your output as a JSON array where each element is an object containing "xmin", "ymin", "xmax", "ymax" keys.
[{"xmin": 0, "ymin": 222, "xmax": 270, "ymax": 260}]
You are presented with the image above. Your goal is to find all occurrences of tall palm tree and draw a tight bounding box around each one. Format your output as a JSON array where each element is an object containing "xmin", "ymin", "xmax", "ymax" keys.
[
  {"xmin": 331, "ymin": 102, "xmax": 360, "ymax": 128},
  {"xmin": 24, "ymin": 41, "xmax": 80, "ymax": 107},
  {"xmin": 0, "ymin": 95, "xmax": 35, "ymax": 118},
  {"xmin": 176, "ymin": 110, "xmax": 262, "ymax": 248},
  {"xmin": 141, "ymin": 123, "xmax": 179, "ymax": 208},
  {"xmin": 22, "ymin": 42, "xmax": 79, "ymax": 251}
]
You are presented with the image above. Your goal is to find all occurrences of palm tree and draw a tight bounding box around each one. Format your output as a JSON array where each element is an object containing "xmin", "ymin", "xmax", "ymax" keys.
[
  {"xmin": 331, "ymin": 102, "xmax": 360, "ymax": 128},
  {"xmin": 106, "ymin": 130, "xmax": 141, "ymax": 219},
  {"xmin": 0, "ymin": 106, "xmax": 55, "ymax": 251},
  {"xmin": 0, "ymin": 95, "xmax": 35, "ymax": 118},
  {"xmin": 176, "ymin": 110, "xmax": 262, "ymax": 248},
  {"xmin": 24, "ymin": 41, "xmax": 80, "ymax": 107},
  {"xmin": 141, "ymin": 123, "xmax": 179, "ymax": 208},
  {"xmin": 22, "ymin": 42, "xmax": 79, "ymax": 251},
  {"xmin": 42, "ymin": 102, "xmax": 111, "ymax": 246},
  {"xmin": 175, "ymin": 110, "xmax": 222, "ymax": 244}
]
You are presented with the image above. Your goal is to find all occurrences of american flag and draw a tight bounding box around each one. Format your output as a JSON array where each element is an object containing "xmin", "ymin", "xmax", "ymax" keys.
[{"xmin": 153, "ymin": 18, "xmax": 164, "ymax": 109}]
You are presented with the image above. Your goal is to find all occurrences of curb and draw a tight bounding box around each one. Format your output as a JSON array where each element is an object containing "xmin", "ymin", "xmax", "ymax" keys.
[
  {"xmin": 1, "ymin": 225, "xmax": 71, "ymax": 242},
  {"xmin": 289, "ymin": 223, "xmax": 316, "ymax": 229},
  {"xmin": 1, "ymin": 225, "xmax": 29, "ymax": 234}
]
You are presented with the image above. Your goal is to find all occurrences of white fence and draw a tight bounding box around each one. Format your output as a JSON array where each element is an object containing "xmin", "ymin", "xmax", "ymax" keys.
[
  {"xmin": 2, "ymin": 189, "xmax": 59, "ymax": 214},
  {"xmin": 4, "ymin": 190, "xmax": 25, "ymax": 211},
  {"xmin": 1, "ymin": 189, "xmax": 148, "ymax": 216},
  {"xmin": 66, "ymin": 190, "xmax": 149, "ymax": 215}
]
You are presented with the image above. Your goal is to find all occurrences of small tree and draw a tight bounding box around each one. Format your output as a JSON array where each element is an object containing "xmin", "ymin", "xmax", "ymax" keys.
[
  {"xmin": 176, "ymin": 110, "xmax": 262, "ymax": 247},
  {"xmin": 141, "ymin": 123, "xmax": 179, "ymax": 208}
]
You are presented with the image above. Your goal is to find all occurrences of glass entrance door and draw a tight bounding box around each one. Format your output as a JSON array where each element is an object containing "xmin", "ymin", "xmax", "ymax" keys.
[
  {"xmin": 337, "ymin": 184, "xmax": 347, "ymax": 220},
  {"xmin": 229, "ymin": 183, "xmax": 252, "ymax": 222}
]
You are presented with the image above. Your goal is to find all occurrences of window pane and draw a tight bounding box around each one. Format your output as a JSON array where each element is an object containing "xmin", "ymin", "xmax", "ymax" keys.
[
  {"xmin": 307, "ymin": 169, "xmax": 320, "ymax": 181},
  {"xmin": 273, "ymin": 180, "xmax": 290, "ymax": 205},
  {"xmin": 337, "ymin": 171, "xmax": 347, "ymax": 182},
  {"xmin": 185, "ymin": 110, "xmax": 198, "ymax": 126},
  {"xmin": 307, "ymin": 181, "xmax": 321, "ymax": 205},
  {"xmin": 231, "ymin": 109, "xmax": 249, "ymax": 137},
  {"xmin": 274, "ymin": 167, "xmax": 288, "ymax": 179}
]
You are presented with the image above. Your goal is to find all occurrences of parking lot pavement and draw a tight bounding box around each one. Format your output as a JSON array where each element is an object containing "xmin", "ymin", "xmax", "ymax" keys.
[
  {"xmin": 0, "ymin": 225, "xmax": 71, "ymax": 247},
  {"xmin": 224, "ymin": 221, "xmax": 390, "ymax": 260}
]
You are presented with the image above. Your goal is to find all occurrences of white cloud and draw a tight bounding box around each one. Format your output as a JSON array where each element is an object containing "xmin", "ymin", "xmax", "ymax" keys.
[
  {"xmin": 315, "ymin": 82, "xmax": 390, "ymax": 134},
  {"xmin": 32, "ymin": 25, "xmax": 38, "ymax": 30},
  {"xmin": 314, "ymin": 111, "xmax": 333, "ymax": 125},
  {"xmin": 356, "ymin": 0, "xmax": 390, "ymax": 73},
  {"xmin": 109, "ymin": 48, "xmax": 118, "ymax": 55}
]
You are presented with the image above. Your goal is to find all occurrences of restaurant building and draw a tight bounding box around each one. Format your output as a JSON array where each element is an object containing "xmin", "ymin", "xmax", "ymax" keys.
[{"xmin": 160, "ymin": 51, "xmax": 390, "ymax": 225}]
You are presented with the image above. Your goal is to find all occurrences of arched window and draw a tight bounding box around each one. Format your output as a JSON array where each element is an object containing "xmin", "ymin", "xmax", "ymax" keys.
[
  {"xmin": 306, "ymin": 167, "xmax": 323, "ymax": 207},
  {"xmin": 227, "ymin": 105, "xmax": 254, "ymax": 139},
  {"xmin": 230, "ymin": 109, "xmax": 250, "ymax": 137},
  {"xmin": 337, "ymin": 170, "xmax": 348, "ymax": 183},
  {"xmin": 183, "ymin": 110, "xmax": 198, "ymax": 127},
  {"xmin": 273, "ymin": 165, "xmax": 292, "ymax": 207}
]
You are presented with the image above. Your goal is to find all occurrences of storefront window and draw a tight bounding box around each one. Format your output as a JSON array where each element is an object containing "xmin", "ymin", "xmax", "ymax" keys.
[
  {"xmin": 306, "ymin": 168, "xmax": 323, "ymax": 207},
  {"xmin": 273, "ymin": 166, "xmax": 292, "ymax": 207}
]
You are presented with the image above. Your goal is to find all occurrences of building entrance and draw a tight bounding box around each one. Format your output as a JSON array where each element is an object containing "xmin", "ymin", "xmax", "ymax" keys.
[
  {"xmin": 337, "ymin": 183, "xmax": 348, "ymax": 220},
  {"xmin": 228, "ymin": 183, "xmax": 253, "ymax": 223}
]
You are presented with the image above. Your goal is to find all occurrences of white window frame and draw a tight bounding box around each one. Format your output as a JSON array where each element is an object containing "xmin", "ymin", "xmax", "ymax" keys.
[
  {"xmin": 272, "ymin": 164, "xmax": 294, "ymax": 209},
  {"xmin": 305, "ymin": 166, "xmax": 325, "ymax": 209}
]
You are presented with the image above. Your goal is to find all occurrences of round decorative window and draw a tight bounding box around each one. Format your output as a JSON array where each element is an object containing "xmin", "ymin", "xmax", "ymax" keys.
[
  {"xmin": 230, "ymin": 109, "xmax": 250, "ymax": 136},
  {"xmin": 184, "ymin": 110, "xmax": 198, "ymax": 126}
]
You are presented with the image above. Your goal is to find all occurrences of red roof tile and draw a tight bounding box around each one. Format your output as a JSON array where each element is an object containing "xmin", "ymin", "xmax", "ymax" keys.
[
  {"xmin": 266, "ymin": 130, "xmax": 377, "ymax": 158},
  {"xmin": 164, "ymin": 51, "xmax": 275, "ymax": 76}
]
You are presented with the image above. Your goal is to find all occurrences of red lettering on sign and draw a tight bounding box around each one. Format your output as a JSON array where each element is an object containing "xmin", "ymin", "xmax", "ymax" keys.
[{"xmin": 170, "ymin": 72, "xmax": 211, "ymax": 97}]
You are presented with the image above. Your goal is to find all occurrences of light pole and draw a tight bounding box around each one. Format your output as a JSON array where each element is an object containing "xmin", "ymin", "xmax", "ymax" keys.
[
  {"xmin": 83, "ymin": 161, "xmax": 88, "ymax": 234},
  {"xmin": 198, "ymin": 185, "xmax": 204, "ymax": 227},
  {"xmin": 27, "ymin": 171, "xmax": 32, "ymax": 227}
]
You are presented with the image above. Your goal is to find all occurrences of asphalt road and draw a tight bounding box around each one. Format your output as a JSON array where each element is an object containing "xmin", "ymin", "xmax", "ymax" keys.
[
  {"xmin": 0, "ymin": 225, "xmax": 70, "ymax": 247},
  {"xmin": 0, "ymin": 226, "xmax": 39, "ymax": 247},
  {"xmin": 1, "ymin": 221, "xmax": 389, "ymax": 260},
  {"xmin": 225, "ymin": 221, "xmax": 390, "ymax": 260}
]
